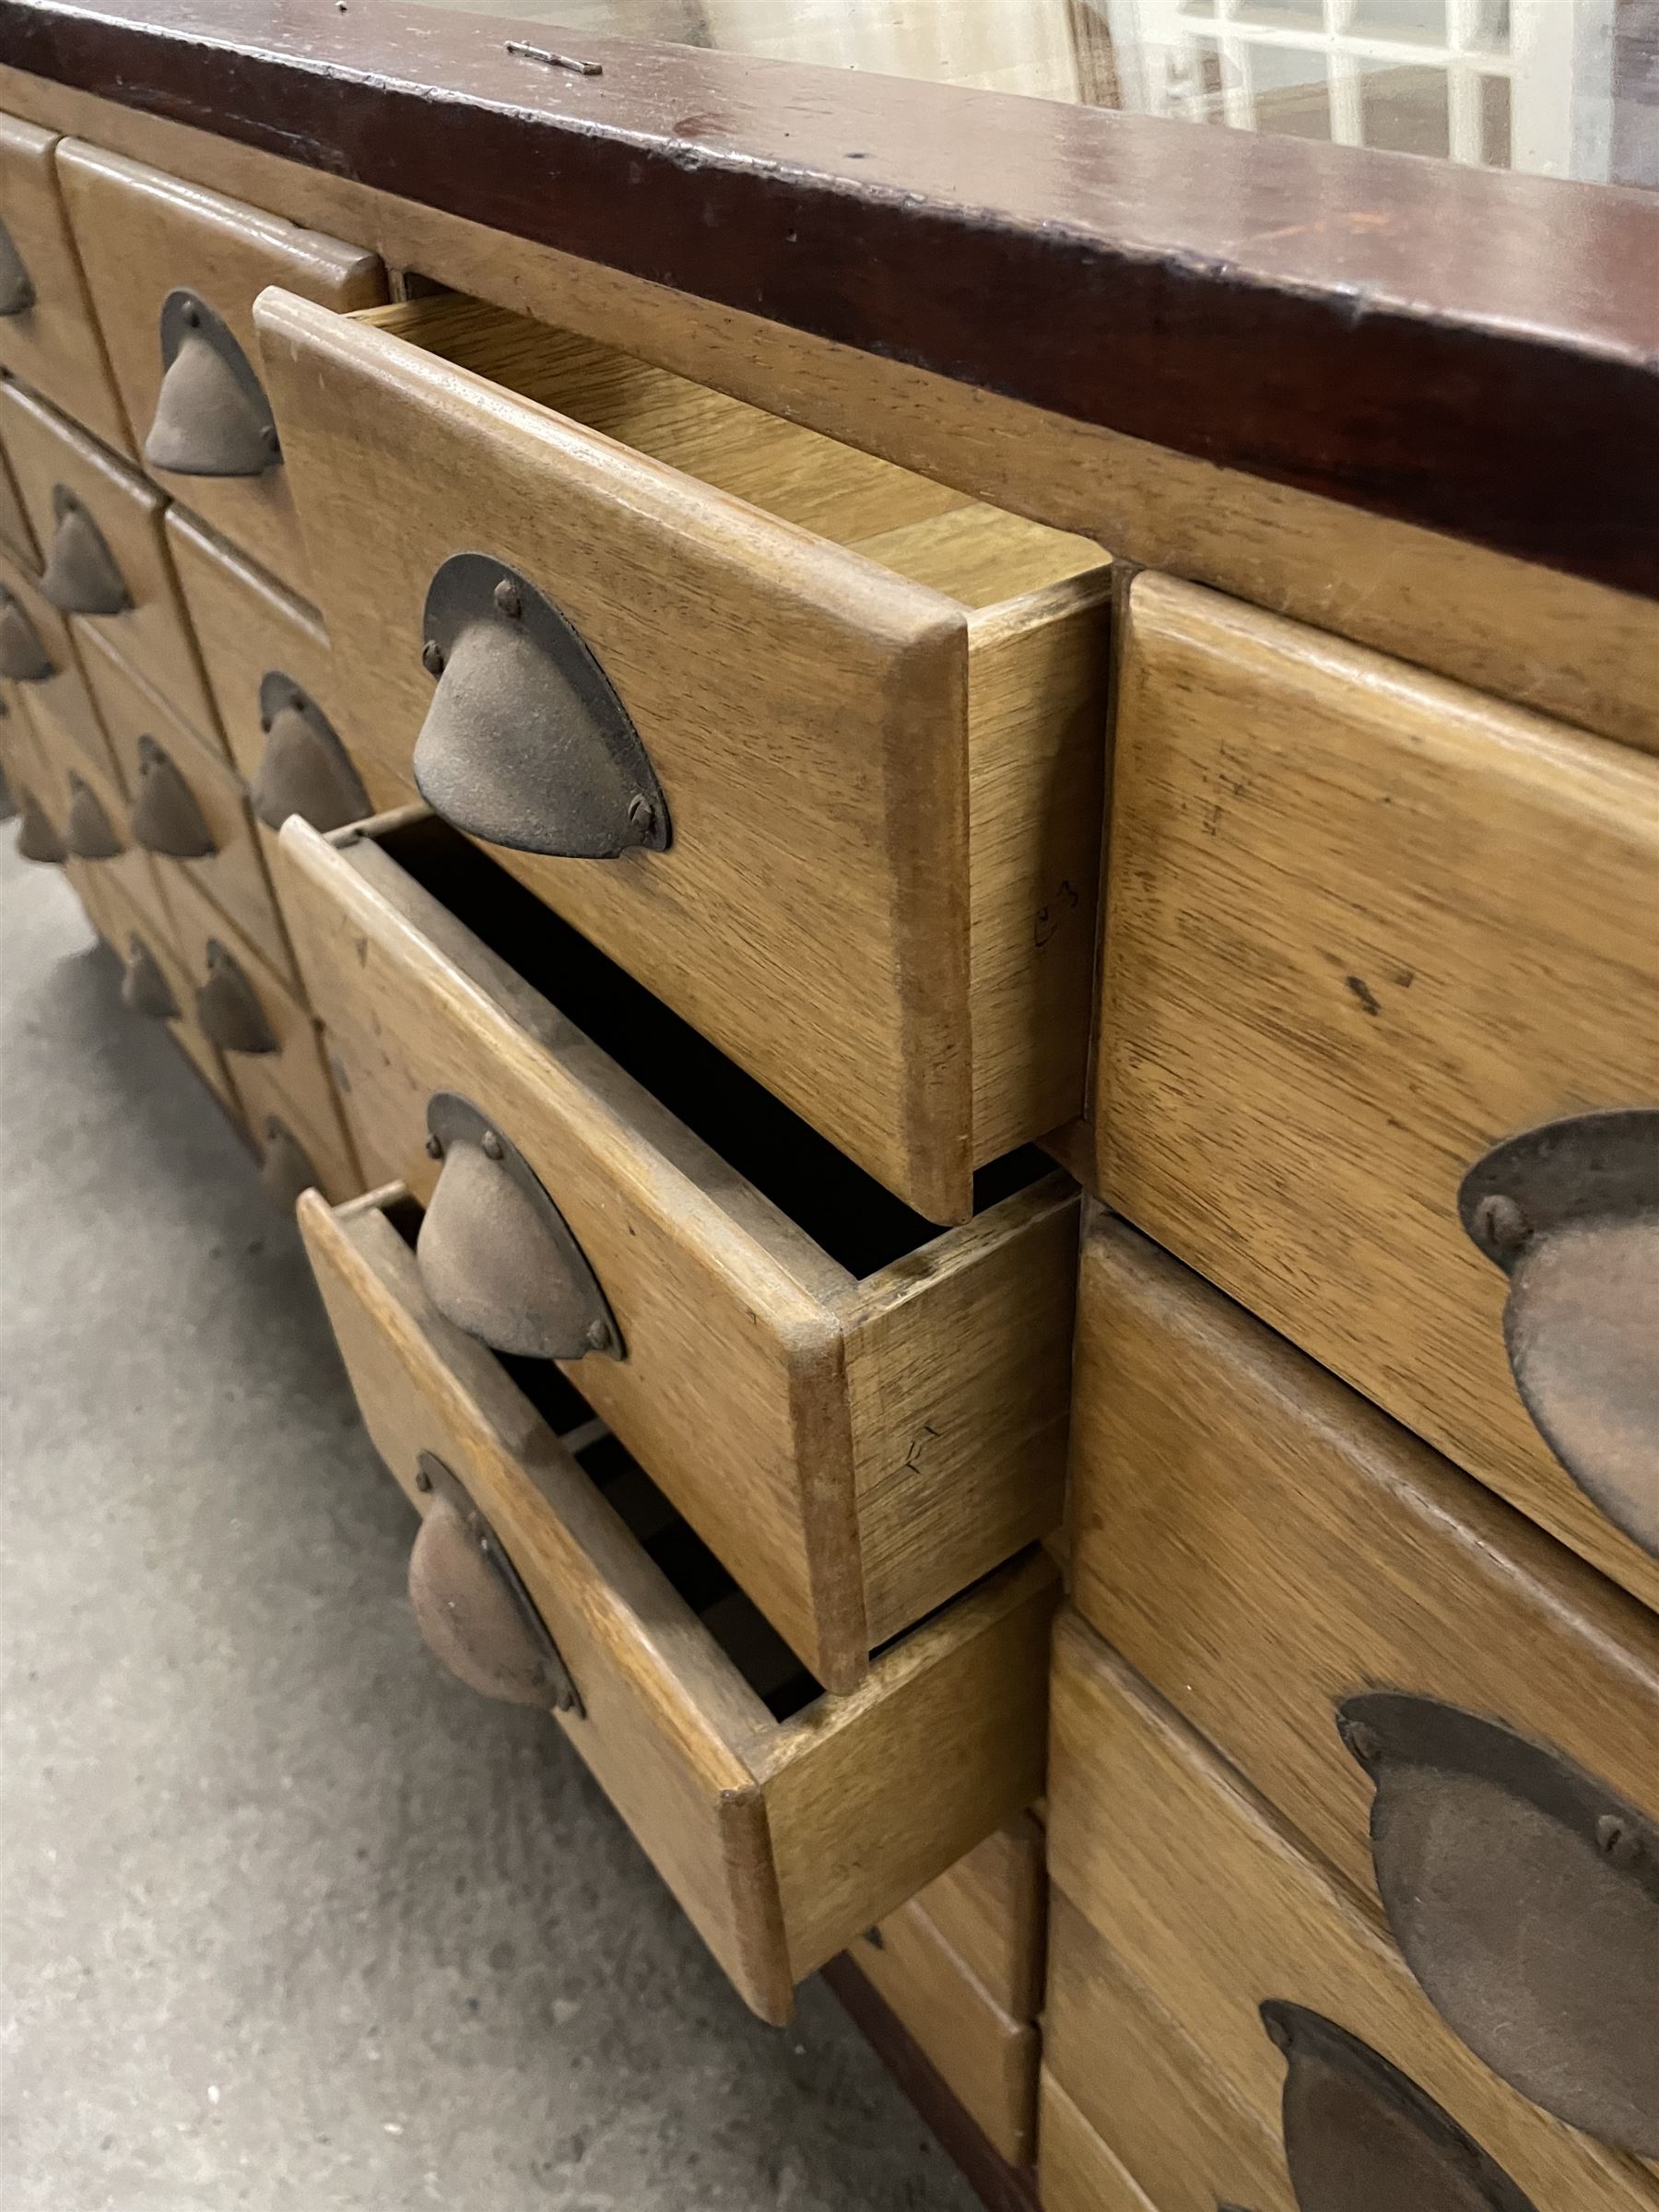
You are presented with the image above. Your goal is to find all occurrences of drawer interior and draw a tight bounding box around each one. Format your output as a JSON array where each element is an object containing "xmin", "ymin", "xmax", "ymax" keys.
[
  {"xmin": 303, "ymin": 1187, "xmax": 1058, "ymax": 2019},
  {"xmin": 351, "ymin": 294, "xmax": 1105, "ymax": 607},
  {"xmin": 378, "ymin": 812, "xmax": 1048, "ymax": 1265}
]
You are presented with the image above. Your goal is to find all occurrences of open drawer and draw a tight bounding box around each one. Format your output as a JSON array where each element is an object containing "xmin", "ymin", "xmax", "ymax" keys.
[
  {"xmin": 277, "ymin": 811, "xmax": 1077, "ymax": 1691},
  {"xmin": 300, "ymin": 1183, "xmax": 1058, "ymax": 2025},
  {"xmin": 254, "ymin": 290, "xmax": 1112, "ymax": 1220}
]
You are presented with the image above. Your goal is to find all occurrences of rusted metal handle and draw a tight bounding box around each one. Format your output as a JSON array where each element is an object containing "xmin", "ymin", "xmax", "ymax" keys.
[
  {"xmin": 250, "ymin": 673, "xmax": 370, "ymax": 834},
  {"xmin": 64, "ymin": 772, "xmax": 124, "ymax": 860},
  {"xmin": 1261, "ymin": 2001, "xmax": 1539, "ymax": 2212},
  {"xmin": 415, "ymin": 1092, "xmax": 621, "ymax": 1363},
  {"xmin": 407, "ymin": 1450, "xmax": 582, "ymax": 1712},
  {"xmin": 40, "ymin": 488, "xmax": 131, "ymax": 617},
  {"xmin": 15, "ymin": 788, "xmax": 66, "ymax": 865},
  {"xmin": 145, "ymin": 289, "xmax": 281, "ymax": 479},
  {"xmin": 1459, "ymin": 1110, "xmax": 1659, "ymax": 1559},
  {"xmin": 130, "ymin": 735, "xmax": 217, "ymax": 860},
  {"xmin": 194, "ymin": 940, "xmax": 277, "ymax": 1055},
  {"xmin": 0, "ymin": 587, "xmax": 54, "ymax": 682},
  {"xmin": 1337, "ymin": 1692, "xmax": 1658, "ymax": 2154},
  {"xmin": 0, "ymin": 218, "xmax": 33, "ymax": 316},
  {"xmin": 119, "ymin": 935, "xmax": 178, "ymax": 1020},
  {"xmin": 412, "ymin": 554, "xmax": 669, "ymax": 859}
]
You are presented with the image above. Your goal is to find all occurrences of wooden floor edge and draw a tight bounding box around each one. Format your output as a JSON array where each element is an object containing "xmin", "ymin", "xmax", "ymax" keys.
[{"xmin": 820, "ymin": 1954, "xmax": 1040, "ymax": 2212}]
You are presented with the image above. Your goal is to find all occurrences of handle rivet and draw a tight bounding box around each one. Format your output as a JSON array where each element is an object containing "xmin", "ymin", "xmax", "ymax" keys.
[
  {"xmin": 1475, "ymin": 1192, "xmax": 1529, "ymax": 1254},
  {"xmin": 414, "ymin": 1465, "xmax": 432, "ymax": 1493},
  {"xmin": 1342, "ymin": 1718, "xmax": 1382, "ymax": 1764},
  {"xmin": 481, "ymin": 1129, "xmax": 505, "ymax": 1161},
  {"xmin": 421, "ymin": 639, "xmax": 446, "ymax": 677},
  {"xmin": 181, "ymin": 300, "xmax": 200, "ymax": 329},
  {"xmin": 627, "ymin": 794, "xmax": 654, "ymax": 835},
  {"xmin": 1596, "ymin": 1814, "xmax": 1640, "ymax": 1866},
  {"xmin": 492, "ymin": 580, "xmax": 523, "ymax": 620},
  {"xmin": 425, "ymin": 1133, "xmax": 443, "ymax": 1160}
]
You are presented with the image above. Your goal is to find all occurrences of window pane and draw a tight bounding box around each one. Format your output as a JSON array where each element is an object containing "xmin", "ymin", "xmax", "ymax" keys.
[
  {"xmin": 1359, "ymin": 62, "xmax": 1452, "ymax": 155},
  {"xmin": 1249, "ymin": 43, "xmax": 1335, "ymax": 137}
]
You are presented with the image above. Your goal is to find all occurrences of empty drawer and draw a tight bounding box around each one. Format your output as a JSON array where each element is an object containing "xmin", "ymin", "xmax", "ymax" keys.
[
  {"xmin": 255, "ymin": 290, "xmax": 1112, "ymax": 1220},
  {"xmin": 0, "ymin": 377, "xmax": 222, "ymax": 742},
  {"xmin": 1048, "ymin": 1618, "xmax": 1658, "ymax": 2212},
  {"xmin": 277, "ymin": 810, "xmax": 1077, "ymax": 1691},
  {"xmin": 1096, "ymin": 572, "xmax": 1659, "ymax": 1610},
  {"xmin": 55, "ymin": 143, "xmax": 384, "ymax": 593},
  {"xmin": 0, "ymin": 113, "xmax": 135, "ymax": 454},
  {"xmin": 300, "ymin": 1184, "xmax": 1058, "ymax": 2025}
]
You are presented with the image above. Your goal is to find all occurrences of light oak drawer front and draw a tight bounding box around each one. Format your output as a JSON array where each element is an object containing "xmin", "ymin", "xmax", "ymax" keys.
[
  {"xmin": 1097, "ymin": 572, "xmax": 1659, "ymax": 1610},
  {"xmin": 276, "ymin": 812, "xmax": 1077, "ymax": 1692},
  {"xmin": 300, "ymin": 1185, "xmax": 1058, "ymax": 2025},
  {"xmin": 163, "ymin": 508, "xmax": 369, "ymax": 834},
  {"xmin": 910, "ymin": 1814, "xmax": 1045, "ymax": 2022},
  {"xmin": 256, "ymin": 290, "xmax": 1112, "ymax": 1221},
  {"xmin": 0, "ymin": 115, "xmax": 135, "ymax": 455},
  {"xmin": 0, "ymin": 547, "xmax": 116, "ymax": 778},
  {"xmin": 55, "ymin": 144, "xmax": 384, "ymax": 595},
  {"xmin": 65, "ymin": 857, "xmax": 235, "ymax": 1112},
  {"xmin": 21, "ymin": 688, "xmax": 170, "ymax": 936},
  {"xmin": 0, "ymin": 380, "xmax": 221, "ymax": 744},
  {"xmin": 0, "ymin": 430, "xmax": 38, "ymax": 569},
  {"xmin": 850, "ymin": 1901, "xmax": 1038, "ymax": 2166},
  {"xmin": 1049, "ymin": 1617, "xmax": 1659, "ymax": 2212},
  {"xmin": 163, "ymin": 865, "xmax": 359, "ymax": 1205},
  {"xmin": 1038, "ymin": 2074, "xmax": 1167, "ymax": 2212},
  {"xmin": 1044, "ymin": 1902, "xmax": 1294, "ymax": 2212},
  {"xmin": 76, "ymin": 626, "xmax": 295, "ymax": 983},
  {"xmin": 1071, "ymin": 1211, "xmax": 1659, "ymax": 2159}
]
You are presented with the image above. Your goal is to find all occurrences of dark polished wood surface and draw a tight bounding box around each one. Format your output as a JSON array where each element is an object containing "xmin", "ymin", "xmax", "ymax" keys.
[{"xmin": 3, "ymin": 0, "xmax": 1656, "ymax": 596}]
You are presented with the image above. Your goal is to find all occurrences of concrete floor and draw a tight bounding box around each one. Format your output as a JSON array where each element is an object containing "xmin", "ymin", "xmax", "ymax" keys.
[{"xmin": 0, "ymin": 841, "xmax": 978, "ymax": 2212}]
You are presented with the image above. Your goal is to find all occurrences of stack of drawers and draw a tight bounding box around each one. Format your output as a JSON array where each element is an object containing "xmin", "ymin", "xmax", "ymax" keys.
[
  {"xmin": 1042, "ymin": 576, "xmax": 1659, "ymax": 2206},
  {"xmin": 6, "ymin": 77, "xmax": 1656, "ymax": 2212},
  {"xmin": 0, "ymin": 115, "xmax": 381, "ymax": 1205}
]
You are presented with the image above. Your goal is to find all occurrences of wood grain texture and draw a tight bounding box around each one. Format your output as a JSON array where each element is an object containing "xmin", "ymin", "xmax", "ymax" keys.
[
  {"xmin": 161, "ymin": 507, "xmax": 346, "ymax": 790},
  {"xmin": 1048, "ymin": 1618, "xmax": 1659, "ymax": 2212},
  {"xmin": 256, "ymin": 289, "xmax": 1106, "ymax": 1212},
  {"xmin": 822, "ymin": 1957, "xmax": 1042, "ymax": 2212},
  {"xmin": 1037, "ymin": 2073, "xmax": 1165, "ymax": 2212},
  {"xmin": 6, "ymin": 72, "xmax": 1653, "ymax": 754},
  {"xmin": 1069, "ymin": 1212, "xmax": 1659, "ymax": 1912},
  {"xmin": 850, "ymin": 1901, "xmax": 1039, "ymax": 2165},
  {"xmin": 841, "ymin": 1182, "xmax": 1076, "ymax": 1647},
  {"xmin": 276, "ymin": 813, "xmax": 1075, "ymax": 1688},
  {"xmin": 912, "ymin": 1815, "xmax": 1046, "ymax": 2024},
  {"xmin": 301, "ymin": 1189, "xmax": 1058, "ymax": 2022},
  {"xmin": 75, "ymin": 622, "xmax": 296, "ymax": 983},
  {"xmin": 298, "ymin": 1189, "xmax": 794, "ymax": 2023},
  {"xmin": 18, "ymin": 665, "xmax": 171, "ymax": 938},
  {"xmin": 0, "ymin": 543, "xmax": 118, "ymax": 779},
  {"xmin": 161, "ymin": 859, "xmax": 359, "ymax": 1201},
  {"xmin": 1043, "ymin": 1896, "xmax": 1296, "ymax": 2212},
  {"xmin": 54, "ymin": 139, "xmax": 384, "ymax": 594},
  {"xmin": 759, "ymin": 1549, "xmax": 1057, "ymax": 1982},
  {"xmin": 0, "ymin": 430, "xmax": 39, "ymax": 570},
  {"xmin": 0, "ymin": 376, "xmax": 221, "ymax": 743},
  {"xmin": 5, "ymin": 0, "xmax": 1658, "ymax": 600},
  {"xmin": 65, "ymin": 850, "xmax": 237, "ymax": 1110},
  {"xmin": 0, "ymin": 109, "xmax": 134, "ymax": 453},
  {"xmin": 1096, "ymin": 574, "xmax": 1659, "ymax": 1612}
]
